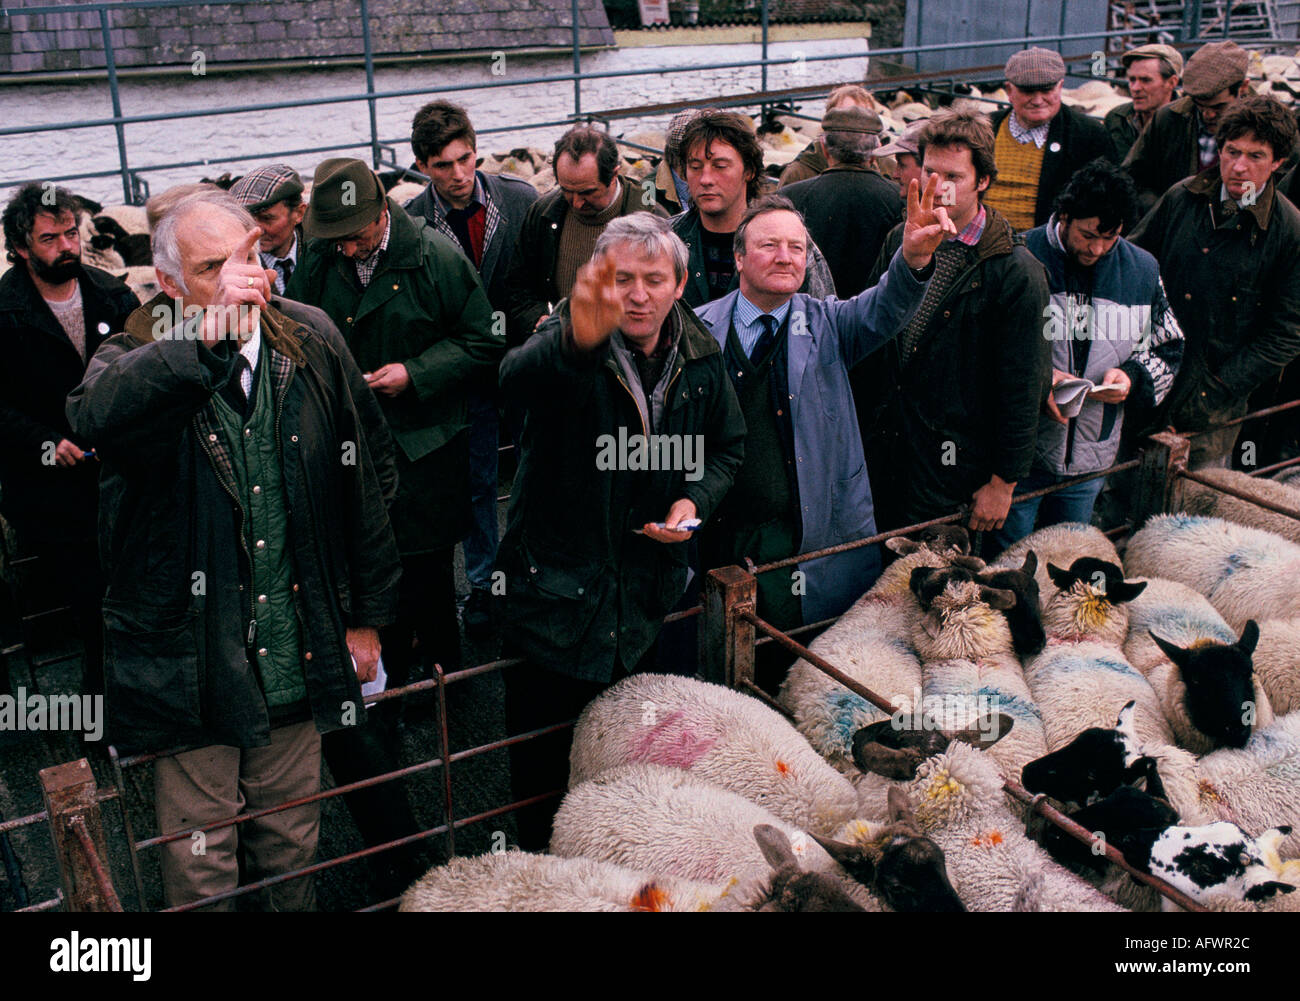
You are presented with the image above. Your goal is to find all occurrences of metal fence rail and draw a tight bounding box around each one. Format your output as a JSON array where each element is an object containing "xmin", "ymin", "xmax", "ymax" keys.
[{"xmin": 7, "ymin": 0, "xmax": 1300, "ymax": 203}]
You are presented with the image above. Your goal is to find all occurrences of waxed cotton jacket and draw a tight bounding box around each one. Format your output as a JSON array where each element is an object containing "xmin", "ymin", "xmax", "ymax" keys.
[
  {"xmin": 286, "ymin": 198, "xmax": 500, "ymax": 554},
  {"xmin": 498, "ymin": 300, "xmax": 745, "ymax": 683},
  {"xmin": 1129, "ymin": 168, "xmax": 1300, "ymax": 445},
  {"xmin": 858, "ymin": 208, "xmax": 1052, "ymax": 526},
  {"xmin": 66, "ymin": 296, "xmax": 402, "ymax": 752},
  {"xmin": 1122, "ymin": 95, "xmax": 1204, "ymax": 212}
]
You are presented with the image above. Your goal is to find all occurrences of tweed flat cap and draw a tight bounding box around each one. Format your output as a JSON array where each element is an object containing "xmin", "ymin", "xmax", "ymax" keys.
[
  {"xmin": 303, "ymin": 158, "xmax": 385, "ymax": 240},
  {"xmin": 665, "ymin": 108, "xmax": 707, "ymax": 170},
  {"xmin": 872, "ymin": 119, "xmax": 927, "ymax": 158},
  {"xmin": 822, "ymin": 107, "xmax": 884, "ymax": 135},
  {"xmin": 1005, "ymin": 47, "xmax": 1066, "ymax": 88},
  {"xmin": 230, "ymin": 164, "xmax": 304, "ymax": 212},
  {"xmin": 1121, "ymin": 43, "xmax": 1184, "ymax": 78},
  {"xmin": 1183, "ymin": 41, "xmax": 1249, "ymax": 97}
]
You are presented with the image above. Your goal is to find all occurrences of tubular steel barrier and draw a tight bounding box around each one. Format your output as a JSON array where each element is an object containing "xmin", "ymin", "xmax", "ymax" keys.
[
  {"xmin": 7, "ymin": 0, "xmax": 1299, "ymax": 202},
  {"xmin": 10, "ymin": 400, "xmax": 1298, "ymax": 911}
]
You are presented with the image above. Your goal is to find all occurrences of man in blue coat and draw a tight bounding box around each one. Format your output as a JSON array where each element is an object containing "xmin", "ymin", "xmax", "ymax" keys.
[{"xmin": 695, "ymin": 182, "xmax": 954, "ymax": 630}]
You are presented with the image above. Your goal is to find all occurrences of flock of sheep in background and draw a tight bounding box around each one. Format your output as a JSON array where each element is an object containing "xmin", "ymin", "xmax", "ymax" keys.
[{"xmin": 402, "ymin": 467, "xmax": 1300, "ymax": 912}]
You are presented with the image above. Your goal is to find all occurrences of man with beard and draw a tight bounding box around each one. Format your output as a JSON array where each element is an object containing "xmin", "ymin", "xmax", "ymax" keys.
[{"xmin": 0, "ymin": 183, "xmax": 138, "ymax": 699}]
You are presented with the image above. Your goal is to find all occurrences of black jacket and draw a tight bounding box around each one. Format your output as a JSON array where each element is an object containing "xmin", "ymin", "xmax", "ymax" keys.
[
  {"xmin": 1122, "ymin": 95, "xmax": 1203, "ymax": 212},
  {"xmin": 498, "ymin": 300, "xmax": 745, "ymax": 683},
  {"xmin": 66, "ymin": 296, "xmax": 402, "ymax": 751},
  {"xmin": 859, "ymin": 207, "xmax": 1051, "ymax": 524},
  {"xmin": 989, "ymin": 105, "xmax": 1119, "ymax": 228},
  {"xmin": 1129, "ymin": 168, "xmax": 1300, "ymax": 438},
  {"xmin": 0, "ymin": 262, "xmax": 138, "ymax": 543},
  {"xmin": 502, "ymin": 180, "xmax": 668, "ymax": 344},
  {"xmin": 783, "ymin": 165, "xmax": 902, "ymax": 298}
]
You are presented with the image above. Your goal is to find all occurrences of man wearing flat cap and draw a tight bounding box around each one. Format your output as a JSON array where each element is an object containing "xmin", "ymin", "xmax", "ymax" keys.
[
  {"xmin": 987, "ymin": 46, "xmax": 1118, "ymax": 231},
  {"xmin": 230, "ymin": 164, "xmax": 305, "ymax": 294},
  {"xmin": 1104, "ymin": 44, "xmax": 1184, "ymax": 160},
  {"xmin": 1124, "ymin": 40, "xmax": 1250, "ymax": 211},
  {"xmin": 286, "ymin": 157, "xmax": 499, "ymax": 712},
  {"xmin": 872, "ymin": 119, "xmax": 927, "ymax": 206},
  {"xmin": 783, "ymin": 107, "xmax": 901, "ymax": 299}
]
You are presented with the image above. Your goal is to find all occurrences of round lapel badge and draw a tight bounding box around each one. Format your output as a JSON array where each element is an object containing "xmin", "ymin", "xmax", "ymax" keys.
[{"xmin": 1049, "ymin": 142, "xmax": 1061, "ymax": 153}]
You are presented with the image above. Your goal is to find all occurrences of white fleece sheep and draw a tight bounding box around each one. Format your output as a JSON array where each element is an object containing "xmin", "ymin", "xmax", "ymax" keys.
[
  {"xmin": 1024, "ymin": 639, "xmax": 1175, "ymax": 753},
  {"xmin": 1181, "ymin": 467, "xmax": 1300, "ymax": 545},
  {"xmin": 911, "ymin": 577, "xmax": 1048, "ymax": 786},
  {"xmin": 992, "ymin": 522, "xmax": 1121, "ymax": 595},
  {"xmin": 550, "ymin": 763, "xmax": 884, "ymax": 910},
  {"xmin": 884, "ymin": 742, "xmax": 1125, "ymax": 911},
  {"xmin": 398, "ymin": 850, "xmax": 733, "ymax": 912},
  {"xmin": 1131, "ymin": 710, "xmax": 1300, "ymax": 858},
  {"xmin": 1124, "ymin": 514, "xmax": 1300, "ymax": 631},
  {"xmin": 1123, "ymin": 577, "xmax": 1275, "ymax": 753},
  {"xmin": 569, "ymin": 673, "xmax": 860, "ymax": 836},
  {"xmin": 778, "ymin": 545, "xmax": 971, "ymax": 819},
  {"xmin": 1255, "ymin": 618, "xmax": 1300, "ymax": 715}
]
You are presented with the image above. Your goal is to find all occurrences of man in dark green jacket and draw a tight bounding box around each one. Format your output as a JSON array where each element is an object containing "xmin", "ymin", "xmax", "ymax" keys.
[
  {"xmin": 498, "ymin": 213, "xmax": 745, "ymax": 848},
  {"xmin": 67, "ymin": 191, "xmax": 402, "ymax": 909},
  {"xmin": 287, "ymin": 158, "xmax": 500, "ymax": 699},
  {"xmin": 1129, "ymin": 93, "xmax": 1300, "ymax": 468}
]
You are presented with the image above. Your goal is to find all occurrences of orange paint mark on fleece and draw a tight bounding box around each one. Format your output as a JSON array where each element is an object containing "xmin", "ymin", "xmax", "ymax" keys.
[
  {"xmin": 970, "ymin": 830, "xmax": 1004, "ymax": 848},
  {"xmin": 775, "ymin": 760, "xmax": 791, "ymax": 776},
  {"xmin": 630, "ymin": 882, "xmax": 670, "ymax": 912}
]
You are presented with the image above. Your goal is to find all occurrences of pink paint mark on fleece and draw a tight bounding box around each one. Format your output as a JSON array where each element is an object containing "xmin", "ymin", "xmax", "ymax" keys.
[{"xmin": 630, "ymin": 710, "xmax": 720, "ymax": 770}]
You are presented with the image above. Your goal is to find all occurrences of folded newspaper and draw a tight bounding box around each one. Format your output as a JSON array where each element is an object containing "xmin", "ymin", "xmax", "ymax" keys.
[{"xmin": 1052, "ymin": 376, "xmax": 1125, "ymax": 418}]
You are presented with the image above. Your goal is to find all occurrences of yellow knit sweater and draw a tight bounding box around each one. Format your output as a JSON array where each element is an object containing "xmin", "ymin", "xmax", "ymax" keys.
[{"xmin": 986, "ymin": 116, "xmax": 1045, "ymax": 231}]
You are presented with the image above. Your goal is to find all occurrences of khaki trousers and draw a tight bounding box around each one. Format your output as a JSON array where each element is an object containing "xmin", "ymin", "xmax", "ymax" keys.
[{"xmin": 153, "ymin": 720, "xmax": 321, "ymax": 911}]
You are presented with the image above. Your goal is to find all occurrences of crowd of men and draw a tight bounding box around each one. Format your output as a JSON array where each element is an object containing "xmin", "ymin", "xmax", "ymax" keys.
[{"xmin": 2, "ymin": 38, "xmax": 1300, "ymax": 908}]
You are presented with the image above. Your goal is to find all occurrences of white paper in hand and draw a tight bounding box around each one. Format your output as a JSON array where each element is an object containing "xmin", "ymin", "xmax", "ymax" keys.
[
  {"xmin": 1052, "ymin": 377, "xmax": 1094, "ymax": 418},
  {"xmin": 352, "ymin": 653, "xmax": 386, "ymax": 699}
]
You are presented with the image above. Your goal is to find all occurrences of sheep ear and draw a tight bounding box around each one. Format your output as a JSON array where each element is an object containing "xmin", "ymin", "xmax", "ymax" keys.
[
  {"xmin": 1149, "ymin": 629, "xmax": 1190, "ymax": 670},
  {"xmin": 753, "ymin": 825, "xmax": 797, "ymax": 870},
  {"xmin": 978, "ymin": 585, "xmax": 1017, "ymax": 610},
  {"xmin": 1046, "ymin": 562, "xmax": 1075, "ymax": 590},
  {"xmin": 950, "ymin": 712, "xmax": 1015, "ymax": 748},
  {"xmin": 886, "ymin": 537, "xmax": 921, "ymax": 555},
  {"xmin": 1108, "ymin": 578, "xmax": 1148, "ymax": 604},
  {"xmin": 853, "ymin": 719, "xmax": 903, "ymax": 748},
  {"xmin": 1237, "ymin": 620, "xmax": 1260, "ymax": 657},
  {"xmin": 909, "ymin": 566, "xmax": 938, "ymax": 595},
  {"xmin": 852, "ymin": 739, "xmax": 923, "ymax": 780},
  {"xmin": 1021, "ymin": 550, "xmax": 1038, "ymax": 576},
  {"xmin": 920, "ymin": 610, "xmax": 943, "ymax": 640},
  {"xmin": 810, "ymin": 833, "xmax": 876, "ymax": 882},
  {"xmin": 950, "ymin": 554, "xmax": 986, "ymax": 572}
]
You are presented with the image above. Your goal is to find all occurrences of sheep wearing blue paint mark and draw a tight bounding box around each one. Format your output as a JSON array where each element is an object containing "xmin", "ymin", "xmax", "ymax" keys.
[
  {"xmin": 1123, "ymin": 577, "xmax": 1275, "ymax": 752},
  {"xmin": 568, "ymin": 673, "xmax": 860, "ymax": 836},
  {"xmin": 1125, "ymin": 514, "xmax": 1300, "ymax": 631},
  {"xmin": 778, "ymin": 528, "xmax": 983, "ymax": 815},
  {"xmin": 906, "ymin": 567, "xmax": 1048, "ymax": 790},
  {"xmin": 1253, "ymin": 618, "xmax": 1300, "ymax": 715},
  {"xmin": 1180, "ymin": 467, "xmax": 1300, "ymax": 545}
]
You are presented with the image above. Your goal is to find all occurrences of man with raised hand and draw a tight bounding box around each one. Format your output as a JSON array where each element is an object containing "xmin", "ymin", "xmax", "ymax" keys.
[
  {"xmin": 67, "ymin": 190, "xmax": 401, "ymax": 910},
  {"xmin": 497, "ymin": 213, "xmax": 745, "ymax": 849},
  {"xmin": 695, "ymin": 179, "xmax": 953, "ymax": 635}
]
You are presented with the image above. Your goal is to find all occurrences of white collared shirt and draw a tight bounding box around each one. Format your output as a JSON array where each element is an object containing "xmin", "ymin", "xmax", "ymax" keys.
[
  {"xmin": 1008, "ymin": 114, "xmax": 1051, "ymax": 149},
  {"xmin": 239, "ymin": 323, "xmax": 261, "ymax": 398}
]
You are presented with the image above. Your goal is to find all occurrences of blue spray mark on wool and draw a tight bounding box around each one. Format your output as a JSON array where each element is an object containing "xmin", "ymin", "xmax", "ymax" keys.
[
  {"xmin": 974, "ymin": 686, "xmax": 1043, "ymax": 723},
  {"xmin": 825, "ymin": 689, "xmax": 885, "ymax": 754}
]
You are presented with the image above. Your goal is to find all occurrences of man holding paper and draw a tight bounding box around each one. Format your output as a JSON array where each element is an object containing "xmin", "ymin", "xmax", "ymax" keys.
[{"xmin": 999, "ymin": 160, "xmax": 1183, "ymax": 544}]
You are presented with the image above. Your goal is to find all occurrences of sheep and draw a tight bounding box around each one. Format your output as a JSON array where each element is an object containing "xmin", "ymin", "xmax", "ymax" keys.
[
  {"xmin": 778, "ymin": 527, "xmax": 981, "ymax": 765},
  {"xmin": 386, "ymin": 180, "xmax": 427, "ymax": 205},
  {"xmin": 550, "ymin": 763, "xmax": 883, "ymax": 910},
  {"xmin": 1124, "ymin": 513, "xmax": 1300, "ymax": 631},
  {"xmin": 778, "ymin": 527, "xmax": 984, "ymax": 816},
  {"xmin": 1022, "ymin": 703, "xmax": 1300, "ymax": 858},
  {"xmin": 991, "ymin": 522, "xmax": 1121, "ymax": 597},
  {"xmin": 906, "ymin": 567, "xmax": 1048, "ymax": 786},
  {"xmin": 1180, "ymin": 466, "xmax": 1300, "ymax": 545},
  {"xmin": 568, "ymin": 672, "xmax": 860, "ymax": 835},
  {"xmin": 872, "ymin": 744, "xmax": 1127, "ymax": 911},
  {"xmin": 550, "ymin": 762, "xmax": 967, "ymax": 912},
  {"xmin": 975, "ymin": 550, "xmax": 1046, "ymax": 656},
  {"xmin": 1038, "ymin": 557, "xmax": 1147, "ymax": 648},
  {"xmin": 1124, "ymin": 577, "xmax": 1274, "ymax": 751},
  {"xmin": 1254, "ymin": 617, "xmax": 1300, "ymax": 714},
  {"xmin": 1128, "ymin": 819, "xmax": 1297, "ymax": 910},
  {"xmin": 398, "ymin": 825, "xmax": 864, "ymax": 912}
]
